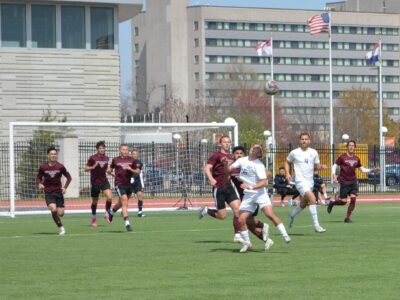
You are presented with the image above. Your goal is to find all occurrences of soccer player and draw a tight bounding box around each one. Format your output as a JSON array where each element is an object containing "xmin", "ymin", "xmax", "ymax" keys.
[
  {"xmin": 285, "ymin": 133, "xmax": 327, "ymax": 233},
  {"xmin": 328, "ymin": 140, "xmax": 379, "ymax": 222},
  {"xmin": 106, "ymin": 144, "xmax": 140, "ymax": 232},
  {"xmin": 131, "ymin": 148, "xmax": 145, "ymax": 217},
  {"xmin": 198, "ymin": 136, "xmax": 241, "ymax": 240},
  {"xmin": 231, "ymin": 146, "xmax": 269, "ymax": 245},
  {"xmin": 85, "ymin": 141, "xmax": 113, "ymax": 227},
  {"xmin": 228, "ymin": 144, "xmax": 291, "ymax": 253},
  {"xmin": 36, "ymin": 146, "xmax": 72, "ymax": 235}
]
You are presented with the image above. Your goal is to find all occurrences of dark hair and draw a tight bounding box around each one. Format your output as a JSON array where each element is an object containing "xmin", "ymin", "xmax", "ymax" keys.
[
  {"xmin": 232, "ymin": 146, "xmax": 245, "ymax": 154},
  {"xmin": 131, "ymin": 147, "xmax": 139, "ymax": 153},
  {"xmin": 119, "ymin": 143, "xmax": 128, "ymax": 149},
  {"xmin": 219, "ymin": 135, "xmax": 231, "ymax": 143},
  {"xmin": 347, "ymin": 140, "xmax": 356, "ymax": 147},
  {"xmin": 279, "ymin": 167, "xmax": 285, "ymax": 171},
  {"xmin": 47, "ymin": 146, "xmax": 57, "ymax": 154},
  {"xmin": 96, "ymin": 140, "xmax": 105, "ymax": 149},
  {"xmin": 299, "ymin": 132, "xmax": 310, "ymax": 139}
]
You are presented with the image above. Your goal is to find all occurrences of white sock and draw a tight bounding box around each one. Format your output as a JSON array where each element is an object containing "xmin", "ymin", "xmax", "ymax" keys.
[
  {"xmin": 309, "ymin": 204, "xmax": 320, "ymax": 227},
  {"xmin": 276, "ymin": 223, "xmax": 289, "ymax": 237},
  {"xmin": 125, "ymin": 220, "xmax": 130, "ymax": 226},
  {"xmin": 240, "ymin": 230, "xmax": 251, "ymax": 245},
  {"xmin": 290, "ymin": 206, "xmax": 303, "ymax": 218},
  {"xmin": 323, "ymin": 192, "xmax": 328, "ymax": 199}
]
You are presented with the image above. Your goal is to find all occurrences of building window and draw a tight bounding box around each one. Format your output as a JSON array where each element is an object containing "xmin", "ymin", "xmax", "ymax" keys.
[
  {"xmin": 31, "ymin": 5, "xmax": 56, "ymax": 48},
  {"xmin": 195, "ymin": 89, "xmax": 200, "ymax": 98},
  {"xmin": 194, "ymin": 38, "xmax": 199, "ymax": 47},
  {"xmin": 1, "ymin": 3, "xmax": 26, "ymax": 47},
  {"xmin": 134, "ymin": 27, "xmax": 139, "ymax": 36},
  {"xmin": 134, "ymin": 43, "xmax": 139, "ymax": 53},
  {"xmin": 91, "ymin": 7, "xmax": 114, "ymax": 49},
  {"xmin": 194, "ymin": 55, "xmax": 199, "ymax": 64},
  {"xmin": 194, "ymin": 21, "xmax": 198, "ymax": 31},
  {"xmin": 195, "ymin": 72, "xmax": 199, "ymax": 81},
  {"xmin": 61, "ymin": 6, "xmax": 85, "ymax": 49}
]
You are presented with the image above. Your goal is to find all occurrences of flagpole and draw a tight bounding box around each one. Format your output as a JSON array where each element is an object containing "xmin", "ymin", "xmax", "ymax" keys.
[
  {"xmin": 270, "ymin": 33, "xmax": 275, "ymax": 177},
  {"xmin": 327, "ymin": 9, "xmax": 334, "ymax": 181},
  {"xmin": 378, "ymin": 39, "xmax": 385, "ymax": 191}
]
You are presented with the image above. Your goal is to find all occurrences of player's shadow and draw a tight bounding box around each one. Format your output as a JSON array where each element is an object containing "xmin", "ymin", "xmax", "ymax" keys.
[
  {"xmin": 99, "ymin": 230, "xmax": 126, "ymax": 234},
  {"xmin": 34, "ymin": 232, "xmax": 59, "ymax": 235},
  {"xmin": 195, "ymin": 240, "xmax": 224, "ymax": 244}
]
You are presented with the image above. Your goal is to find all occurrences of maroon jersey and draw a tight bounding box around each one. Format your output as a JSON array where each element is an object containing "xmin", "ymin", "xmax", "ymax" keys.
[
  {"xmin": 336, "ymin": 153, "xmax": 362, "ymax": 184},
  {"xmin": 36, "ymin": 162, "xmax": 72, "ymax": 193},
  {"xmin": 87, "ymin": 154, "xmax": 109, "ymax": 186},
  {"xmin": 231, "ymin": 167, "xmax": 244, "ymax": 200},
  {"xmin": 207, "ymin": 152, "xmax": 235, "ymax": 188},
  {"xmin": 110, "ymin": 156, "xmax": 137, "ymax": 186}
]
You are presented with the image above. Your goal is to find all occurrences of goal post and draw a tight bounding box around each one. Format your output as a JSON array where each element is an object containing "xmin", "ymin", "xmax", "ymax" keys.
[{"xmin": 4, "ymin": 121, "xmax": 238, "ymax": 217}]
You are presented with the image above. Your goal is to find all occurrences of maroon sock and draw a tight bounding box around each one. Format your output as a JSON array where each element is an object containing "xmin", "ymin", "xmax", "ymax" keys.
[
  {"xmin": 138, "ymin": 200, "xmax": 143, "ymax": 212},
  {"xmin": 255, "ymin": 220, "xmax": 264, "ymax": 229},
  {"xmin": 333, "ymin": 200, "xmax": 347, "ymax": 206},
  {"xmin": 105, "ymin": 200, "xmax": 112, "ymax": 211},
  {"xmin": 346, "ymin": 197, "xmax": 356, "ymax": 219},
  {"xmin": 233, "ymin": 216, "xmax": 241, "ymax": 233},
  {"xmin": 249, "ymin": 228, "xmax": 264, "ymax": 241},
  {"xmin": 91, "ymin": 203, "xmax": 97, "ymax": 215},
  {"xmin": 51, "ymin": 211, "xmax": 62, "ymax": 227},
  {"xmin": 207, "ymin": 209, "xmax": 217, "ymax": 218},
  {"xmin": 123, "ymin": 216, "xmax": 129, "ymax": 221}
]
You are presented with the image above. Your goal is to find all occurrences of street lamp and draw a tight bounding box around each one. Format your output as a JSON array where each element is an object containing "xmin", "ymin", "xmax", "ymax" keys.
[
  {"xmin": 341, "ymin": 133, "xmax": 349, "ymax": 143},
  {"xmin": 380, "ymin": 126, "xmax": 388, "ymax": 192},
  {"xmin": 200, "ymin": 139, "xmax": 208, "ymax": 190},
  {"xmin": 224, "ymin": 117, "xmax": 238, "ymax": 146},
  {"xmin": 173, "ymin": 133, "xmax": 181, "ymax": 182},
  {"xmin": 263, "ymin": 130, "xmax": 272, "ymax": 173}
]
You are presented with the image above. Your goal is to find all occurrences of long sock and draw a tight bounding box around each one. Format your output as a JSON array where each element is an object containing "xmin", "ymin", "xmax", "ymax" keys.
[
  {"xmin": 51, "ymin": 211, "xmax": 63, "ymax": 227},
  {"xmin": 138, "ymin": 200, "xmax": 143, "ymax": 212},
  {"xmin": 333, "ymin": 199, "xmax": 347, "ymax": 206},
  {"xmin": 240, "ymin": 230, "xmax": 251, "ymax": 245},
  {"xmin": 124, "ymin": 217, "xmax": 130, "ymax": 226},
  {"xmin": 105, "ymin": 200, "xmax": 112, "ymax": 211},
  {"xmin": 91, "ymin": 203, "xmax": 97, "ymax": 216},
  {"xmin": 309, "ymin": 204, "xmax": 320, "ymax": 227},
  {"xmin": 346, "ymin": 197, "xmax": 356, "ymax": 220},
  {"xmin": 254, "ymin": 220, "xmax": 264, "ymax": 229},
  {"xmin": 233, "ymin": 216, "xmax": 241, "ymax": 233},
  {"xmin": 276, "ymin": 223, "xmax": 289, "ymax": 237},
  {"xmin": 207, "ymin": 209, "xmax": 218, "ymax": 218},
  {"xmin": 289, "ymin": 206, "xmax": 303, "ymax": 218}
]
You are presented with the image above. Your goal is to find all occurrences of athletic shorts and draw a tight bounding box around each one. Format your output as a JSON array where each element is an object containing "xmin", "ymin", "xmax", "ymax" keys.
[
  {"xmin": 115, "ymin": 185, "xmax": 132, "ymax": 198},
  {"xmin": 295, "ymin": 181, "xmax": 314, "ymax": 198},
  {"xmin": 339, "ymin": 182, "xmax": 358, "ymax": 199},
  {"xmin": 131, "ymin": 178, "xmax": 143, "ymax": 194},
  {"xmin": 45, "ymin": 192, "xmax": 65, "ymax": 208},
  {"xmin": 91, "ymin": 181, "xmax": 111, "ymax": 197},
  {"xmin": 213, "ymin": 186, "xmax": 239, "ymax": 210},
  {"xmin": 240, "ymin": 191, "xmax": 271, "ymax": 213}
]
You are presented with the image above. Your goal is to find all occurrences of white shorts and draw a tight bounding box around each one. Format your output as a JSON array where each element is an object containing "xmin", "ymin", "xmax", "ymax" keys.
[
  {"xmin": 239, "ymin": 191, "xmax": 271, "ymax": 213},
  {"xmin": 295, "ymin": 181, "xmax": 314, "ymax": 198}
]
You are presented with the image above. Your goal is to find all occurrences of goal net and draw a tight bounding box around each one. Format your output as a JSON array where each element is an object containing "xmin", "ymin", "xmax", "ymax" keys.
[{"xmin": 1, "ymin": 121, "xmax": 238, "ymax": 217}]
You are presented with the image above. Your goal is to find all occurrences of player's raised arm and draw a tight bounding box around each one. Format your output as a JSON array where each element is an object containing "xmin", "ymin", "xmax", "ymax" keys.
[
  {"xmin": 84, "ymin": 158, "xmax": 98, "ymax": 172},
  {"xmin": 36, "ymin": 166, "xmax": 45, "ymax": 190}
]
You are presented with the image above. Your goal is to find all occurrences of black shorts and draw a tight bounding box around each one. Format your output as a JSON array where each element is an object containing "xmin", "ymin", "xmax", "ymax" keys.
[
  {"xmin": 131, "ymin": 178, "xmax": 143, "ymax": 194},
  {"xmin": 252, "ymin": 206, "xmax": 259, "ymax": 217},
  {"xmin": 91, "ymin": 181, "xmax": 111, "ymax": 197},
  {"xmin": 45, "ymin": 192, "xmax": 65, "ymax": 208},
  {"xmin": 214, "ymin": 186, "xmax": 239, "ymax": 210},
  {"xmin": 115, "ymin": 185, "xmax": 132, "ymax": 198},
  {"xmin": 339, "ymin": 182, "xmax": 358, "ymax": 199}
]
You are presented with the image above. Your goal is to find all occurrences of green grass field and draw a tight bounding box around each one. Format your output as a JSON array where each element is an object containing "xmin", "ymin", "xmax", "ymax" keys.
[{"xmin": 1, "ymin": 203, "xmax": 400, "ymax": 300}]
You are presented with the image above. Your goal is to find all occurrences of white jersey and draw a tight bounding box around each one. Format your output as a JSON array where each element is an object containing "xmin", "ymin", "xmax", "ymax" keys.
[
  {"xmin": 287, "ymin": 147, "xmax": 320, "ymax": 184},
  {"xmin": 231, "ymin": 156, "xmax": 267, "ymax": 194}
]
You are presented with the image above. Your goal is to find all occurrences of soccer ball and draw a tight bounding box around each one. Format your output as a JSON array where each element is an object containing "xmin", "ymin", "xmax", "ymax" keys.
[{"xmin": 264, "ymin": 80, "xmax": 279, "ymax": 95}]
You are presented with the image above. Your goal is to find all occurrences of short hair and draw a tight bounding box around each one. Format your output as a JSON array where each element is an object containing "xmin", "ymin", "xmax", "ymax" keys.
[
  {"xmin": 347, "ymin": 140, "xmax": 357, "ymax": 147},
  {"xmin": 279, "ymin": 167, "xmax": 285, "ymax": 171},
  {"xmin": 119, "ymin": 143, "xmax": 128, "ymax": 149},
  {"xmin": 232, "ymin": 146, "xmax": 245, "ymax": 154},
  {"xmin": 219, "ymin": 135, "xmax": 231, "ymax": 143},
  {"xmin": 131, "ymin": 147, "xmax": 139, "ymax": 153},
  {"xmin": 299, "ymin": 132, "xmax": 310, "ymax": 139},
  {"xmin": 96, "ymin": 140, "xmax": 105, "ymax": 149},
  {"xmin": 47, "ymin": 146, "xmax": 57, "ymax": 154}
]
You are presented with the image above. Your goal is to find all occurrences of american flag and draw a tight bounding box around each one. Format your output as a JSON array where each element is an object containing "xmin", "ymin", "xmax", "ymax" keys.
[{"xmin": 307, "ymin": 13, "xmax": 330, "ymax": 35}]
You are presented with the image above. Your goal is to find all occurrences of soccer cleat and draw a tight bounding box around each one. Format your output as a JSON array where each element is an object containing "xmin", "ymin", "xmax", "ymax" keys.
[
  {"xmin": 138, "ymin": 212, "xmax": 146, "ymax": 218},
  {"xmin": 288, "ymin": 215, "xmax": 295, "ymax": 228},
  {"xmin": 198, "ymin": 206, "xmax": 208, "ymax": 219},
  {"xmin": 233, "ymin": 233, "xmax": 245, "ymax": 244},
  {"xmin": 59, "ymin": 227, "xmax": 66, "ymax": 236},
  {"xmin": 327, "ymin": 200, "xmax": 334, "ymax": 214},
  {"xmin": 283, "ymin": 235, "xmax": 291, "ymax": 243},
  {"xmin": 262, "ymin": 223, "xmax": 270, "ymax": 242},
  {"xmin": 126, "ymin": 224, "xmax": 132, "ymax": 232},
  {"xmin": 239, "ymin": 242, "xmax": 253, "ymax": 253},
  {"xmin": 91, "ymin": 218, "xmax": 97, "ymax": 227},
  {"xmin": 264, "ymin": 238, "xmax": 274, "ymax": 251},
  {"xmin": 344, "ymin": 218, "xmax": 353, "ymax": 223},
  {"xmin": 314, "ymin": 225, "xmax": 326, "ymax": 233},
  {"xmin": 288, "ymin": 199, "xmax": 293, "ymax": 207}
]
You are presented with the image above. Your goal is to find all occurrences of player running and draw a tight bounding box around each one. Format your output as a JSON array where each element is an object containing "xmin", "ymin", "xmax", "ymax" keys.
[
  {"xmin": 106, "ymin": 144, "xmax": 140, "ymax": 232},
  {"xmin": 131, "ymin": 148, "xmax": 145, "ymax": 217},
  {"xmin": 286, "ymin": 133, "xmax": 327, "ymax": 233},
  {"xmin": 328, "ymin": 140, "xmax": 379, "ymax": 222},
  {"xmin": 228, "ymin": 144, "xmax": 291, "ymax": 253},
  {"xmin": 36, "ymin": 146, "xmax": 72, "ymax": 235},
  {"xmin": 85, "ymin": 141, "xmax": 113, "ymax": 227},
  {"xmin": 198, "ymin": 136, "xmax": 241, "ymax": 240}
]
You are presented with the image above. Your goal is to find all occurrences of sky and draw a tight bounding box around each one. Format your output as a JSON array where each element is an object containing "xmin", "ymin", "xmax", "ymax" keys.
[{"xmin": 119, "ymin": 0, "xmax": 331, "ymax": 96}]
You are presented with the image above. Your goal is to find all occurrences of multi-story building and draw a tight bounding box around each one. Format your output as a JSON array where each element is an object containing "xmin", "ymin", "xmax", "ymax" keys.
[
  {"xmin": 0, "ymin": 0, "xmax": 143, "ymax": 138},
  {"xmin": 132, "ymin": 0, "xmax": 400, "ymax": 139}
]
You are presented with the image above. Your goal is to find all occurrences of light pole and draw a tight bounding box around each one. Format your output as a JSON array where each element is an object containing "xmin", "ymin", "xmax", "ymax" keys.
[
  {"xmin": 380, "ymin": 126, "xmax": 388, "ymax": 192},
  {"xmin": 224, "ymin": 117, "xmax": 238, "ymax": 147},
  {"xmin": 200, "ymin": 138, "xmax": 208, "ymax": 189},
  {"xmin": 263, "ymin": 130, "xmax": 272, "ymax": 174},
  {"xmin": 341, "ymin": 133, "xmax": 349, "ymax": 144},
  {"xmin": 173, "ymin": 133, "xmax": 181, "ymax": 183}
]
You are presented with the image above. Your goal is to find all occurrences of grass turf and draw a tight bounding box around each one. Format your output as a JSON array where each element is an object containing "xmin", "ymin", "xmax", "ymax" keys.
[{"xmin": 1, "ymin": 203, "xmax": 400, "ymax": 300}]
